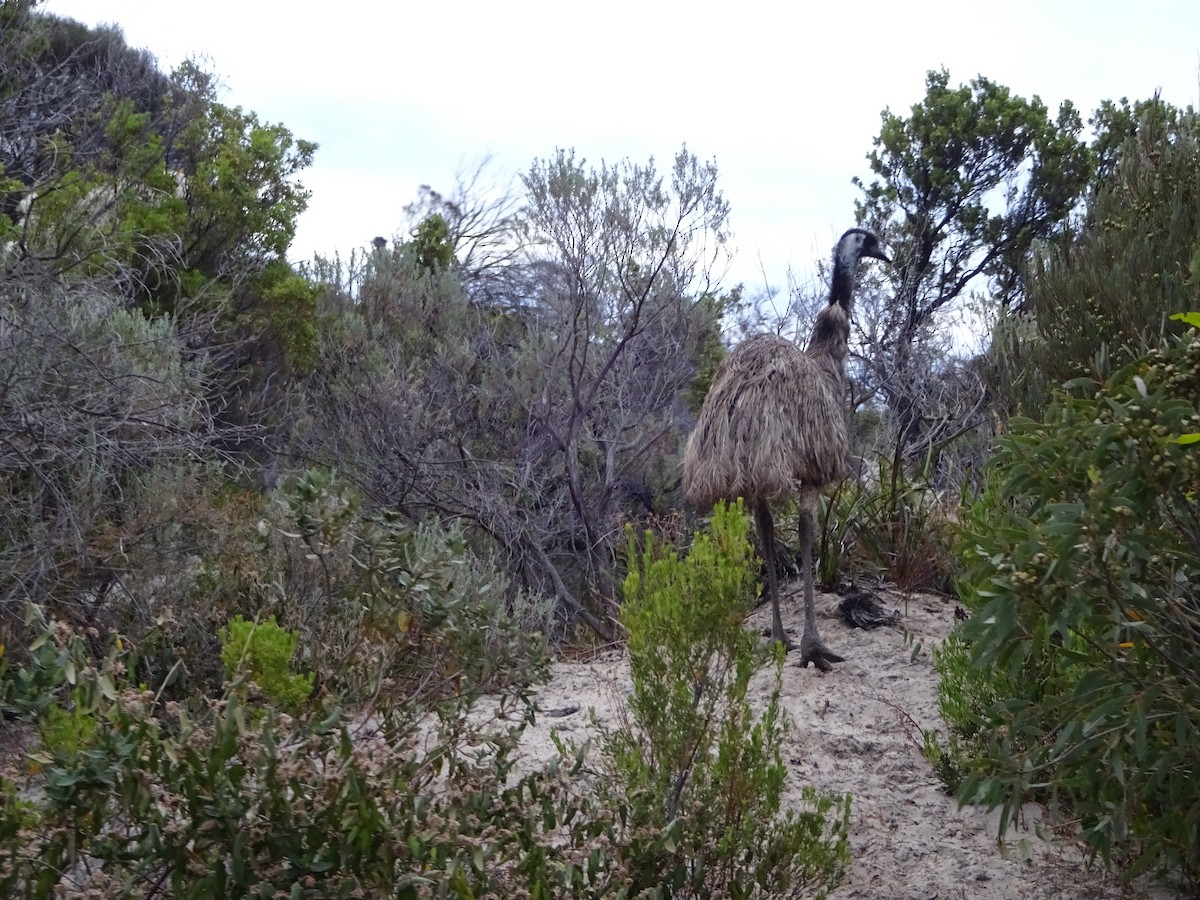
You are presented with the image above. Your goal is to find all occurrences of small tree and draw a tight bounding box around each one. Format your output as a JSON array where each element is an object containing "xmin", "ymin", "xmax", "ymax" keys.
[
  {"xmin": 986, "ymin": 96, "xmax": 1200, "ymax": 419},
  {"xmin": 298, "ymin": 148, "xmax": 733, "ymax": 639},
  {"xmin": 855, "ymin": 69, "xmax": 1090, "ymax": 461},
  {"xmin": 516, "ymin": 147, "xmax": 732, "ymax": 616}
]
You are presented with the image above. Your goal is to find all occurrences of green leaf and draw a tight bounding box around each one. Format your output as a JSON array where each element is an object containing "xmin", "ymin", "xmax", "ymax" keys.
[{"xmin": 97, "ymin": 674, "xmax": 117, "ymax": 701}]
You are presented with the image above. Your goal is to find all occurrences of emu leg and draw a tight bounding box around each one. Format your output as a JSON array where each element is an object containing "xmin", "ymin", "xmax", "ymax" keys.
[
  {"xmin": 797, "ymin": 504, "xmax": 844, "ymax": 671},
  {"xmin": 753, "ymin": 501, "xmax": 794, "ymax": 651}
]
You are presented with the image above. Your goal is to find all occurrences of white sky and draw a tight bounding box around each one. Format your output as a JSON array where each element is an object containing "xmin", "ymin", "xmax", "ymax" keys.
[{"xmin": 41, "ymin": 0, "xmax": 1200, "ymax": 294}]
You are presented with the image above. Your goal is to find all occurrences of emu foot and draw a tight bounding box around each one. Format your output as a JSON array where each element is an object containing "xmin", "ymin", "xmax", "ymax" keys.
[{"xmin": 797, "ymin": 640, "xmax": 844, "ymax": 672}]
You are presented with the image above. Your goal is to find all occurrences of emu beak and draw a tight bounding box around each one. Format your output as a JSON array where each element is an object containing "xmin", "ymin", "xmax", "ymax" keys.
[{"xmin": 868, "ymin": 244, "xmax": 891, "ymax": 265}]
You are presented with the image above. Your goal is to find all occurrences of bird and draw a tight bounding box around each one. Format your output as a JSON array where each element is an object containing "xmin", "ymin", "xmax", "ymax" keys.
[{"xmin": 682, "ymin": 227, "xmax": 889, "ymax": 671}]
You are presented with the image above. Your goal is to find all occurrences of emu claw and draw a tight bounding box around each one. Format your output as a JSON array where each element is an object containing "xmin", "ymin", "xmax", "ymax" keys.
[{"xmin": 797, "ymin": 644, "xmax": 844, "ymax": 672}]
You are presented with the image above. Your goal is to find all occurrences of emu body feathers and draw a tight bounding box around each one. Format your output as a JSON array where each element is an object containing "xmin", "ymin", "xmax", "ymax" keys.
[{"xmin": 683, "ymin": 318, "xmax": 850, "ymax": 510}]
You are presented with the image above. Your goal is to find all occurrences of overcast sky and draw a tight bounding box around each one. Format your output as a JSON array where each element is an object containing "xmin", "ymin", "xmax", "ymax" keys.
[{"xmin": 41, "ymin": 0, "xmax": 1200, "ymax": 294}]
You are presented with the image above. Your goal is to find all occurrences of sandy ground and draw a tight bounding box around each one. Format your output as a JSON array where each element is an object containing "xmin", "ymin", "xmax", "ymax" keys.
[{"xmin": 518, "ymin": 586, "xmax": 1180, "ymax": 899}]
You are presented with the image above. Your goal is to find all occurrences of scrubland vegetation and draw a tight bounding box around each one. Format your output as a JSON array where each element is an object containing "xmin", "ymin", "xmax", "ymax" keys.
[{"xmin": 2, "ymin": 2, "xmax": 1199, "ymax": 894}]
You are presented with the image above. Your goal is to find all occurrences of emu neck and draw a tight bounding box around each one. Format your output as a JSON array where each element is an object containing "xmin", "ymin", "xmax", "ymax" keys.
[
  {"xmin": 806, "ymin": 304, "xmax": 849, "ymax": 384},
  {"xmin": 829, "ymin": 259, "xmax": 857, "ymax": 307}
]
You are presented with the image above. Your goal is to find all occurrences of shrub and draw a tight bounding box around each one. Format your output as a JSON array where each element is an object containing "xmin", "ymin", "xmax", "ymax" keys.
[
  {"xmin": 0, "ymin": 610, "xmax": 604, "ymax": 898},
  {"xmin": 0, "ymin": 499, "xmax": 852, "ymax": 898},
  {"xmin": 210, "ymin": 468, "xmax": 554, "ymax": 709},
  {"xmin": 926, "ymin": 633, "xmax": 1029, "ymax": 794},
  {"xmin": 0, "ymin": 480, "xmax": 575, "ymax": 897},
  {"xmin": 602, "ymin": 499, "xmax": 852, "ymax": 898},
  {"xmin": 219, "ymin": 615, "xmax": 313, "ymax": 711},
  {"xmin": 985, "ymin": 98, "xmax": 1200, "ymax": 420},
  {"xmin": 0, "ymin": 271, "xmax": 235, "ymax": 654},
  {"xmin": 337, "ymin": 502, "xmax": 554, "ymax": 705},
  {"xmin": 945, "ymin": 327, "xmax": 1200, "ymax": 888}
]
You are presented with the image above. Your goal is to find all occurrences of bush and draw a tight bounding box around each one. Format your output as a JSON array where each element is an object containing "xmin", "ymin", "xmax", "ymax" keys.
[
  {"xmin": 601, "ymin": 499, "xmax": 851, "ymax": 898},
  {"xmin": 196, "ymin": 468, "xmax": 554, "ymax": 709},
  {"xmin": 945, "ymin": 327, "xmax": 1200, "ymax": 888},
  {"xmin": 0, "ymin": 271, "xmax": 232, "ymax": 648},
  {"xmin": 219, "ymin": 615, "xmax": 313, "ymax": 711},
  {"xmin": 0, "ymin": 498, "xmax": 854, "ymax": 898},
  {"xmin": 926, "ymin": 633, "xmax": 1027, "ymax": 794},
  {"xmin": 985, "ymin": 97, "xmax": 1200, "ymax": 420},
  {"xmin": 0, "ymin": 610, "xmax": 605, "ymax": 898},
  {"xmin": 0, "ymin": 470, "xmax": 579, "ymax": 896}
]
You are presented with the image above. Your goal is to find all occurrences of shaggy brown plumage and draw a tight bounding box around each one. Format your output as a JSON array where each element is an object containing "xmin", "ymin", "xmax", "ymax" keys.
[
  {"xmin": 682, "ymin": 228, "xmax": 888, "ymax": 670},
  {"xmin": 683, "ymin": 312, "xmax": 849, "ymax": 508}
]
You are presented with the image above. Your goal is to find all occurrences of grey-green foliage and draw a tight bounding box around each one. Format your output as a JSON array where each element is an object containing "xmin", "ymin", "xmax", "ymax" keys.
[
  {"xmin": 0, "ymin": 602, "xmax": 572, "ymax": 898},
  {"xmin": 507, "ymin": 148, "xmax": 732, "ymax": 608},
  {"xmin": 268, "ymin": 468, "xmax": 553, "ymax": 705},
  {"xmin": 0, "ymin": 473, "xmax": 579, "ymax": 897},
  {"xmin": 295, "ymin": 246, "xmax": 559, "ymax": 622},
  {"xmin": 296, "ymin": 246, "xmax": 482, "ymax": 506},
  {"xmin": 0, "ymin": 501, "xmax": 843, "ymax": 899},
  {"xmin": 986, "ymin": 97, "xmax": 1200, "ymax": 419},
  {"xmin": 0, "ymin": 271, "xmax": 217, "ymax": 623},
  {"xmin": 0, "ymin": 7, "xmax": 323, "ymax": 662},
  {"xmin": 296, "ymin": 149, "xmax": 731, "ymax": 638}
]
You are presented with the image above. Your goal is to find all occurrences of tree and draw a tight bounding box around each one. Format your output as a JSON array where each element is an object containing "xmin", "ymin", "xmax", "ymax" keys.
[
  {"xmin": 409, "ymin": 212, "xmax": 455, "ymax": 274},
  {"xmin": 168, "ymin": 65, "xmax": 315, "ymax": 278},
  {"xmin": 0, "ymin": 9, "xmax": 315, "ymax": 644},
  {"xmin": 0, "ymin": 12, "xmax": 314, "ymax": 316},
  {"xmin": 986, "ymin": 96, "xmax": 1200, "ymax": 418},
  {"xmin": 0, "ymin": 2, "xmax": 171, "ymax": 220},
  {"xmin": 295, "ymin": 148, "xmax": 731, "ymax": 639},
  {"xmin": 400, "ymin": 157, "xmax": 524, "ymax": 304},
  {"xmin": 855, "ymin": 69, "xmax": 1091, "ymax": 459}
]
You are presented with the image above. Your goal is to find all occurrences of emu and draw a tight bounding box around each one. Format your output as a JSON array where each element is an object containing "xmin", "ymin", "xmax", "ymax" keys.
[{"xmin": 682, "ymin": 228, "xmax": 889, "ymax": 671}]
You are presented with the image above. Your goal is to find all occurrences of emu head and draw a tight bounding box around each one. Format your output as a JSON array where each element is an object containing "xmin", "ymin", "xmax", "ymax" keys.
[{"xmin": 829, "ymin": 228, "xmax": 889, "ymax": 311}]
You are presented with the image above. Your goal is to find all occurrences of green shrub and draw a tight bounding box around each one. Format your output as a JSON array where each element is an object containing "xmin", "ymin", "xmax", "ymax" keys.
[
  {"xmin": 926, "ymin": 634, "xmax": 1026, "ymax": 794},
  {"xmin": 947, "ymin": 327, "xmax": 1200, "ymax": 888},
  {"xmin": 0, "ymin": 607, "xmax": 86, "ymax": 722},
  {"xmin": 985, "ymin": 98, "xmax": 1200, "ymax": 420},
  {"xmin": 603, "ymin": 499, "xmax": 851, "ymax": 898},
  {"xmin": 219, "ymin": 615, "xmax": 313, "ymax": 711},
  {"xmin": 0, "ymin": 611, "xmax": 608, "ymax": 898},
  {"xmin": 35, "ymin": 702, "xmax": 97, "ymax": 761}
]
